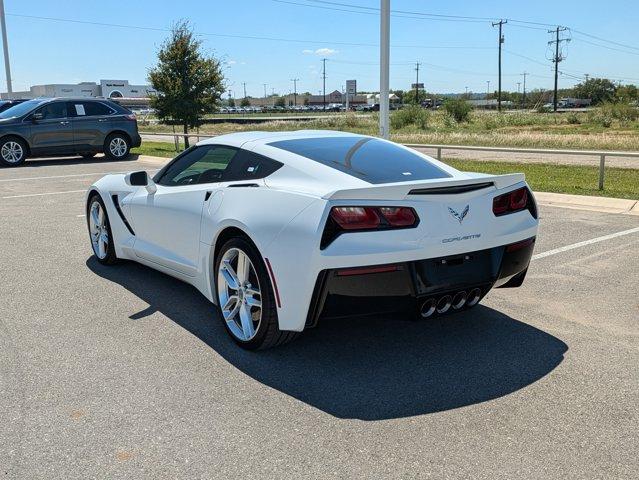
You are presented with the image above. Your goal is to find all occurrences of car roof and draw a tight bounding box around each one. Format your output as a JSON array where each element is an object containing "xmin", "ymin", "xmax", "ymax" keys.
[{"xmin": 197, "ymin": 130, "xmax": 363, "ymax": 148}]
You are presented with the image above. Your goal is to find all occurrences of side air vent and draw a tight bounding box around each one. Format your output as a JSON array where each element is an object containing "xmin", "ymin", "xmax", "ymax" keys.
[
  {"xmin": 409, "ymin": 182, "xmax": 494, "ymax": 195},
  {"xmin": 111, "ymin": 194, "xmax": 135, "ymax": 235}
]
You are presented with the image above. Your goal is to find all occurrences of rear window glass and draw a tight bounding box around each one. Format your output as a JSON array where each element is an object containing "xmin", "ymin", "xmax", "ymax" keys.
[{"xmin": 268, "ymin": 137, "xmax": 450, "ymax": 184}]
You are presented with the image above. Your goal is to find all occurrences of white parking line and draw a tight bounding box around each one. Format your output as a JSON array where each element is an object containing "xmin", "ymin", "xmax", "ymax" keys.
[
  {"xmin": 2, "ymin": 189, "xmax": 85, "ymax": 199},
  {"xmin": 0, "ymin": 172, "xmax": 128, "ymax": 182},
  {"xmin": 532, "ymin": 227, "xmax": 639, "ymax": 260}
]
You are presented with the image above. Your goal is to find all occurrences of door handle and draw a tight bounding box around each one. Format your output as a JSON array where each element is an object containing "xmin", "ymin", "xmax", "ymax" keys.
[
  {"xmin": 98, "ymin": 118, "xmax": 108, "ymax": 122},
  {"xmin": 60, "ymin": 121, "xmax": 70, "ymax": 125}
]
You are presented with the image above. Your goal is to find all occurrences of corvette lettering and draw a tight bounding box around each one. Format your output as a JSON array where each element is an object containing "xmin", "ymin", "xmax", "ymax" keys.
[{"xmin": 442, "ymin": 233, "xmax": 481, "ymax": 243}]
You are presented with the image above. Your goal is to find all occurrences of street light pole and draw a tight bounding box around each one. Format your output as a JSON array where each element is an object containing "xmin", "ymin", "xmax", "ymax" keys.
[
  {"xmin": 0, "ymin": 0, "xmax": 12, "ymax": 95},
  {"xmin": 379, "ymin": 0, "xmax": 390, "ymax": 139}
]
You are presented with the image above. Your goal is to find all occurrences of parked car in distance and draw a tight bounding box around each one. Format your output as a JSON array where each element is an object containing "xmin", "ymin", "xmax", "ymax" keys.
[
  {"xmin": 0, "ymin": 99, "xmax": 28, "ymax": 113},
  {"xmin": 0, "ymin": 97, "xmax": 141, "ymax": 167}
]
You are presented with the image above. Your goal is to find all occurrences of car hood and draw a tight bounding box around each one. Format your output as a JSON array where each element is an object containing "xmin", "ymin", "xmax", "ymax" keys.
[{"xmin": 0, "ymin": 117, "xmax": 22, "ymax": 125}]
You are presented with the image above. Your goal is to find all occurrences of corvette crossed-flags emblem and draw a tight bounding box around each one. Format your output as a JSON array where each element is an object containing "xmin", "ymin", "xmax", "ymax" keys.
[{"xmin": 448, "ymin": 205, "xmax": 470, "ymax": 224}]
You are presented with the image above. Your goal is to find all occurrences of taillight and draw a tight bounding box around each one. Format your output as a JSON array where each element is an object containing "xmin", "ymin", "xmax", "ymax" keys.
[
  {"xmin": 322, "ymin": 206, "xmax": 419, "ymax": 249},
  {"xmin": 124, "ymin": 114, "xmax": 136, "ymax": 121},
  {"xmin": 493, "ymin": 187, "xmax": 532, "ymax": 216},
  {"xmin": 330, "ymin": 207, "xmax": 380, "ymax": 230}
]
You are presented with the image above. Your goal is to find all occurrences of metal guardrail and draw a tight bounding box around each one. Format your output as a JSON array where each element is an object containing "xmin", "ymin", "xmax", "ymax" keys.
[{"xmin": 139, "ymin": 132, "xmax": 639, "ymax": 191}]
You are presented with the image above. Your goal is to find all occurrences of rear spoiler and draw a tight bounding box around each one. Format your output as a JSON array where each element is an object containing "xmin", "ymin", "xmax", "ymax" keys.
[{"xmin": 323, "ymin": 173, "xmax": 525, "ymax": 201}]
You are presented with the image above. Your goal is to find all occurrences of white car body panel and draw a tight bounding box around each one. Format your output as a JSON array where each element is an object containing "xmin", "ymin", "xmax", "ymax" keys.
[{"xmin": 87, "ymin": 130, "xmax": 539, "ymax": 332}]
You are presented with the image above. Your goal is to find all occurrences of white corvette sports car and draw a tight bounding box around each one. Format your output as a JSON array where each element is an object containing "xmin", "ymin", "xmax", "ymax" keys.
[{"xmin": 86, "ymin": 130, "xmax": 538, "ymax": 349}]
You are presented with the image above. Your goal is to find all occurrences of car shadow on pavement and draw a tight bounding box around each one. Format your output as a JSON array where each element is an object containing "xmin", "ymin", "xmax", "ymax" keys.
[
  {"xmin": 88, "ymin": 258, "xmax": 568, "ymax": 421},
  {"xmin": 22, "ymin": 154, "xmax": 140, "ymax": 167}
]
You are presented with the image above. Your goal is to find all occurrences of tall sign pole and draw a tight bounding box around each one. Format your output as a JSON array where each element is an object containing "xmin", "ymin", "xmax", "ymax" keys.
[
  {"xmin": 0, "ymin": 0, "xmax": 12, "ymax": 95},
  {"xmin": 379, "ymin": 0, "xmax": 390, "ymax": 139}
]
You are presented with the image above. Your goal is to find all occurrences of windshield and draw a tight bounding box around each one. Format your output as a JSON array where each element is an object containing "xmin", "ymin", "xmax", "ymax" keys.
[
  {"xmin": 269, "ymin": 136, "xmax": 451, "ymax": 184},
  {"xmin": 0, "ymin": 99, "xmax": 45, "ymax": 119}
]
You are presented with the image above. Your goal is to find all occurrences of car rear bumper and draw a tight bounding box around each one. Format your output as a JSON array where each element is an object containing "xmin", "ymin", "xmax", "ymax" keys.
[
  {"xmin": 305, "ymin": 237, "xmax": 535, "ymax": 327},
  {"xmin": 131, "ymin": 133, "xmax": 142, "ymax": 148}
]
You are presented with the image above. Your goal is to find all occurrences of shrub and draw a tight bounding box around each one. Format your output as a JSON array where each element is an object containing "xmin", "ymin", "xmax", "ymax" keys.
[
  {"xmin": 566, "ymin": 113, "xmax": 581, "ymax": 125},
  {"xmin": 443, "ymin": 98, "xmax": 472, "ymax": 122},
  {"xmin": 390, "ymin": 105, "xmax": 429, "ymax": 129},
  {"xmin": 536, "ymin": 104, "xmax": 551, "ymax": 113},
  {"xmin": 599, "ymin": 102, "xmax": 639, "ymax": 122}
]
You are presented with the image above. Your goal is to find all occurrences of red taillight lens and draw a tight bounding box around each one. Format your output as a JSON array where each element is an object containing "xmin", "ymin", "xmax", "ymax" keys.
[
  {"xmin": 510, "ymin": 188, "xmax": 528, "ymax": 210},
  {"xmin": 378, "ymin": 207, "xmax": 416, "ymax": 227},
  {"xmin": 493, "ymin": 187, "xmax": 529, "ymax": 216},
  {"xmin": 125, "ymin": 114, "xmax": 137, "ymax": 121},
  {"xmin": 330, "ymin": 207, "xmax": 380, "ymax": 230}
]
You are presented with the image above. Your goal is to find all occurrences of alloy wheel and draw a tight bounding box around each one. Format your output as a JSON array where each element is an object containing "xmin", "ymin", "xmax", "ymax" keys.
[
  {"xmin": 89, "ymin": 201, "xmax": 109, "ymax": 259},
  {"xmin": 217, "ymin": 247, "xmax": 262, "ymax": 341},
  {"xmin": 109, "ymin": 137, "xmax": 128, "ymax": 158},
  {"xmin": 1, "ymin": 141, "xmax": 24, "ymax": 164}
]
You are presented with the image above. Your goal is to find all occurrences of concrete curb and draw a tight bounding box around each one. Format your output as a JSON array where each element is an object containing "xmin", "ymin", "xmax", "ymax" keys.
[
  {"xmin": 133, "ymin": 155, "xmax": 639, "ymax": 216},
  {"xmin": 534, "ymin": 192, "xmax": 639, "ymax": 215}
]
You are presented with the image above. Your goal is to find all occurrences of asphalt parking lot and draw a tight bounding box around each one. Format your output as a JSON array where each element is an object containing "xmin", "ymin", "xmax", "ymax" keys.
[{"xmin": 1, "ymin": 155, "xmax": 638, "ymax": 479}]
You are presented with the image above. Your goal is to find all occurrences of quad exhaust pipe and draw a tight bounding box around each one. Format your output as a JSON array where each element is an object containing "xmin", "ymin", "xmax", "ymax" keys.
[{"xmin": 419, "ymin": 288, "xmax": 482, "ymax": 318}]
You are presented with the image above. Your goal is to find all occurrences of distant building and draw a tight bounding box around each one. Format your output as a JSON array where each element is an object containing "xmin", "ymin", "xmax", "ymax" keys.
[{"xmin": 2, "ymin": 80, "xmax": 156, "ymax": 108}]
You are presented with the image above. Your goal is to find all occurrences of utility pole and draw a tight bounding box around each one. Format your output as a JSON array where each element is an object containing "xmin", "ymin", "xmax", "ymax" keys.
[
  {"xmin": 271, "ymin": 87, "xmax": 275, "ymax": 107},
  {"xmin": 379, "ymin": 0, "xmax": 390, "ymax": 139},
  {"xmin": 548, "ymin": 26, "xmax": 570, "ymax": 112},
  {"xmin": 242, "ymin": 82, "xmax": 247, "ymax": 100},
  {"xmin": 414, "ymin": 61, "xmax": 420, "ymax": 104},
  {"xmin": 322, "ymin": 58, "xmax": 327, "ymax": 111},
  {"xmin": 0, "ymin": 0, "xmax": 12, "ymax": 95},
  {"xmin": 492, "ymin": 19, "xmax": 506, "ymax": 111},
  {"xmin": 291, "ymin": 78, "xmax": 299, "ymax": 106},
  {"xmin": 465, "ymin": 86, "xmax": 469, "ymax": 98},
  {"xmin": 486, "ymin": 80, "xmax": 490, "ymax": 97},
  {"xmin": 521, "ymin": 72, "xmax": 528, "ymax": 108},
  {"xmin": 263, "ymin": 83, "xmax": 267, "ymax": 99}
]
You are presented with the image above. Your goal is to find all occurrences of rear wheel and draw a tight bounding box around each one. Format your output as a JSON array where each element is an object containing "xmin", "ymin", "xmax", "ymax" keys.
[
  {"xmin": 0, "ymin": 137, "xmax": 27, "ymax": 167},
  {"xmin": 215, "ymin": 237, "xmax": 298, "ymax": 350},
  {"xmin": 87, "ymin": 194, "xmax": 118, "ymax": 265},
  {"xmin": 104, "ymin": 133, "xmax": 130, "ymax": 160}
]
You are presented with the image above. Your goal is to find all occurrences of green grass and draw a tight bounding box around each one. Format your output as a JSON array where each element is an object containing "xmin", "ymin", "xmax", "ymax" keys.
[
  {"xmin": 132, "ymin": 141, "xmax": 639, "ymax": 199},
  {"xmin": 445, "ymin": 159, "xmax": 639, "ymax": 199}
]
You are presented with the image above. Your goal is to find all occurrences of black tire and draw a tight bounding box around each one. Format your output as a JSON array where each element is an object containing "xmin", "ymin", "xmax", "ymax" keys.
[
  {"xmin": 0, "ymin": 136, "xmax": 27, "ymax": 167},
  {"xmin": 86, "ymin": 193, "xmax": 118, "ymax": 265},
  {"xmin": 81, "ymin": 152, "xmax": 97, "ymax": 159},
  {"xmin": 214, "ymin": 237, "xmax": 299, "ymax": 350},
  {"xmin": 103, "ymin": 133, "xmax": 131, "ymax": 160}
]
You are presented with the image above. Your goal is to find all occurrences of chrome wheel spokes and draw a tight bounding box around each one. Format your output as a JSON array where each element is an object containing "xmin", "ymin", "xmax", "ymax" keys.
[
  {"xmin": 109, "ymin": 137, "xmax": 127, "ymax": 157},
  {"xmin": 217, "ymin": 248, "xmax": 262, "ymax": 342},
  {"xmin": 89, "ymin": 201, "xmax": 108, "ymax": 259},
  {"xmin": 1, "ymin": 141, "xmax": 23, "ymax": 163}
]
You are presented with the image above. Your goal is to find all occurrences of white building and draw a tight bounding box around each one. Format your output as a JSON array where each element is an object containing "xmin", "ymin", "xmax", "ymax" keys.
[{"xmin": 2, "ymin": 79, "xmax": 156, "ymax": 102}]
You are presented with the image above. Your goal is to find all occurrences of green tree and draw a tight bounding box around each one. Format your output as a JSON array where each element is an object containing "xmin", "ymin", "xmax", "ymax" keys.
[
  {"xmin": 573, "ymin": 78, "xmax": 616, "ymax": 105},
  {"xmin": 402, "ymin": 89, "xmax": 429, "ymax": 105},
  {"xmin": 228, "ymin": 97, "xmax": 235, "ymax": 107},
  {"xmin": 240, "ymin": 97, "xmax": 251, "ymax": 107},
  {"xmin": 615, "ymin": 84, "xmax": 638, "ymax": 103},
  {"xmin": 148, "ymin": 20, "xmax": 225, "ymax": 148},
  {"xmin": 275, "ymin": 96, "xmax": 286, "ymax": 107}
]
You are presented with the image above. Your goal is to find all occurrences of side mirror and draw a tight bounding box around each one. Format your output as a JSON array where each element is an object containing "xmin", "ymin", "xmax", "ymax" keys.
[
  {"xmin": 31, "ymin": 112, "xmax": 44, "ymax": 122},
  {"xmin": 125, "ymin": 171, "xmax": 157, "ymax": 194}
]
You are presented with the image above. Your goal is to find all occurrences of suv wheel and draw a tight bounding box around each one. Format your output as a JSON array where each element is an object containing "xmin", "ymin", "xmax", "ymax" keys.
[
  {"xmin": 0, "ymin": 137, "xmax": 27, "ymax": 167},
  {"xmin": 104, "ymin": 133, "xmax": 131, "ymax": 160}
]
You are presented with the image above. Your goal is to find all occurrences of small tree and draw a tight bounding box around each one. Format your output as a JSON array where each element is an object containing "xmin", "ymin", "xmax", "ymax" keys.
[
  {"xmin": 240, "ymin": 98, "xmax": 250, "ymax": 107},
  {"xmin": 573, "ymin": 78, "xmax": 616, "ymax": 105},
  {"xmin": 443, "ymin": 98, "xmax": 472, "ymax": 122},
  {"xmin": 148, "ymin": 20, "xmax": 225, "ymax": 148},
  {"xmin": 275, "ymin": 96, "xmax": 286, "ymax": 107},
  {"xmin": 228, "ymin": 97, "xmax": 235, "ymax": 107}
]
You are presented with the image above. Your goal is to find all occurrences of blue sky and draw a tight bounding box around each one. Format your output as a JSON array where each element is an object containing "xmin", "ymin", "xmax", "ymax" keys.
[{"xmin": 5, "ymin": 0, "xmax": 639, "ymax": 97}]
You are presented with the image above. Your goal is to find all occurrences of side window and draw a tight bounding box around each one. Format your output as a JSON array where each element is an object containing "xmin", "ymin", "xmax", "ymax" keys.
[
  {"xmin": 156, "ymin": 145, "xmax": 238, "ymax": 186},
  {"xmin": 36, "ymin": 102, "xmax": 67, "ymax": 120},
  {"xmin": 225, "ymin": 150, "xmax": 283, "ymax": 181},
  {"xmin": 72, "ymin": 102, "xmax": 114, "ymax": 116}
]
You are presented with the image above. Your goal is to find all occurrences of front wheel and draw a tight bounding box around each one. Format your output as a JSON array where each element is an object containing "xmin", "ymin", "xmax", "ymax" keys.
[
  {"xmin": 0, "ymin": 137, "xmax": 27, "ymax": 167},
  {"xmin": 87, "ymin": 194, "xmax": 118, "ymax": 265},
  {"xmin": 104, "ymin": 133, "xmax": 131, "ymax": 160},
  {"xmin": 215, "ymin": 237, "xmax": 298, "ymax": 350}
]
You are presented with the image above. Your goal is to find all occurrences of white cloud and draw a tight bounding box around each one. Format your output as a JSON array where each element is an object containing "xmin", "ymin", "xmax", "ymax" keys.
[{"xmin": 302, "ymin": 48, "xmax": 339, "ymax": 56}]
